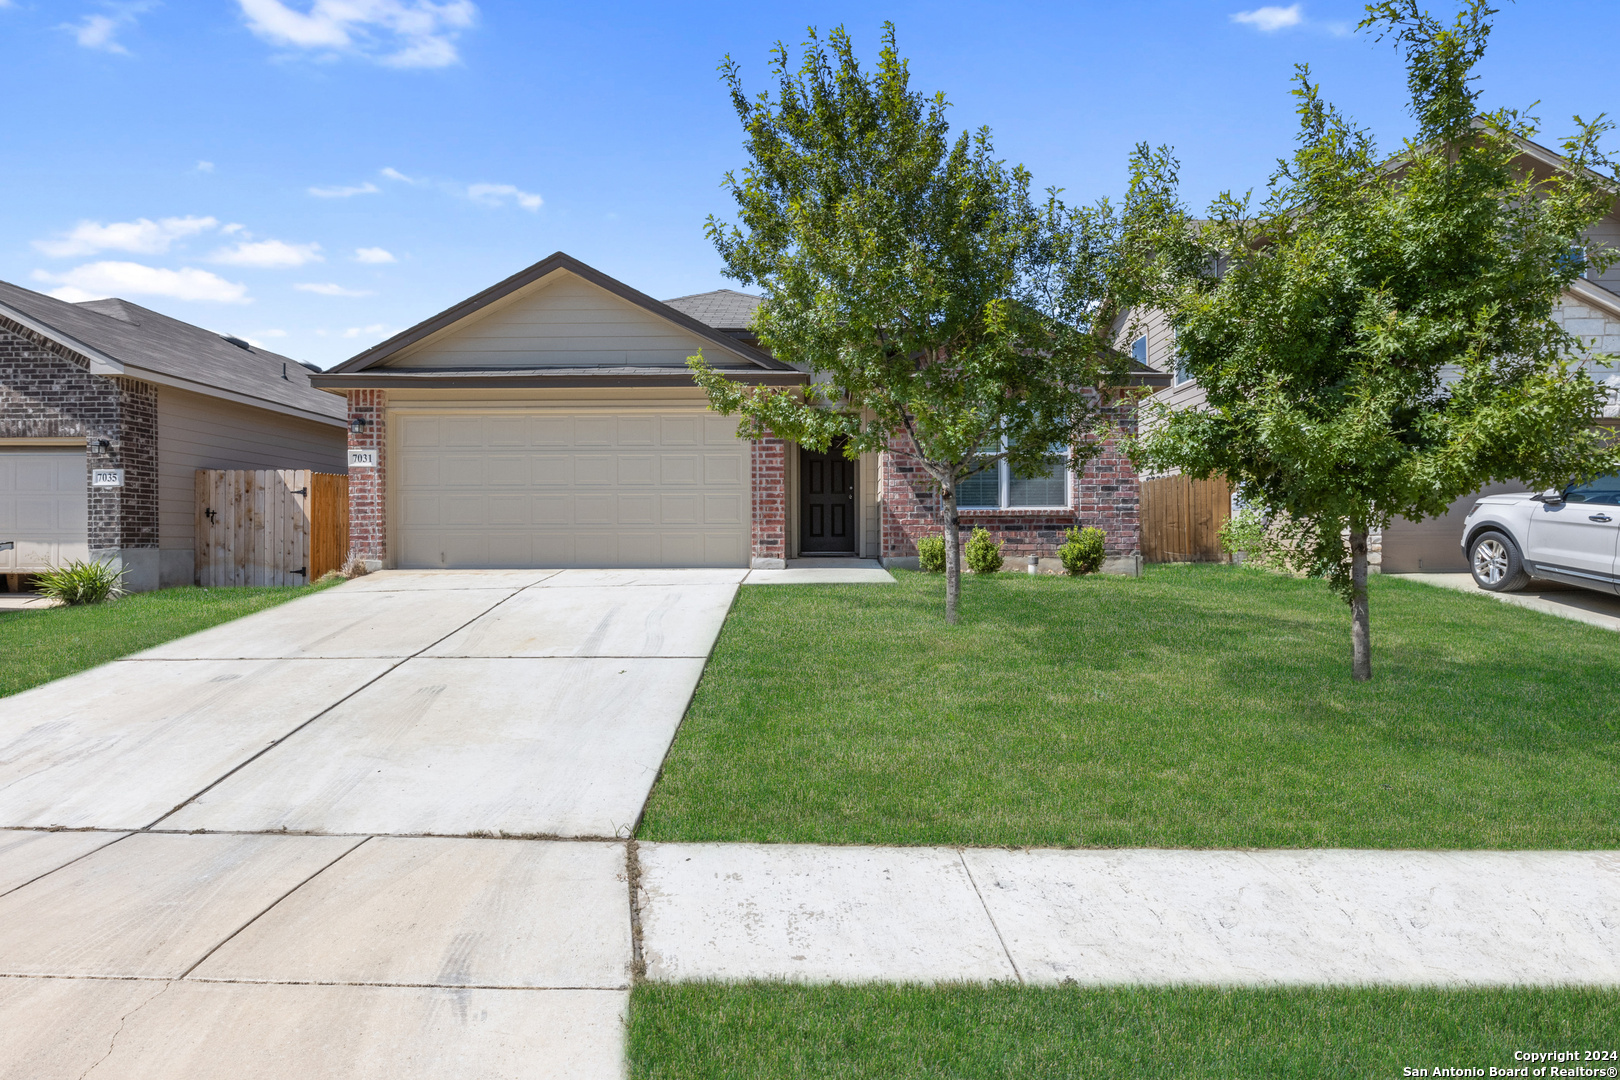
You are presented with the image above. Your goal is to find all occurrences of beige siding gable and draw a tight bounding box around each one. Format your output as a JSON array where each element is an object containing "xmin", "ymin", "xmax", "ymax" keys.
[{"xmin": 382, "ymin": 271, "xmax": 751, "ymax": 371}]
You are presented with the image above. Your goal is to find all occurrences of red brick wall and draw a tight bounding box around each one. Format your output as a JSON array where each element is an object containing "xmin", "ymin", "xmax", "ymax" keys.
[
  {"xmin": 347, "ymin": 389, "xmax": 386, "ymax": 564},
  {"xmin": 878, "ymin": 403, "xmax": 1142, "ymax": 561},
  {"xmin": 750, "ymin": 436, "xmax": 788, "ymax": 565}
]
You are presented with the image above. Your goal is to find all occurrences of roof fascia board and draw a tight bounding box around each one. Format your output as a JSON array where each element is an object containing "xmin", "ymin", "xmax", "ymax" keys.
[
  {"xmin": 123, "ymin": 364, "xmax": 347, "ymax": 428},
  {"xmin": 329, "ymin": 252, "xmax": 790, "ymax": 375},
  {"xmin": 309, "ymin": 370, "xmax": 809, "ymax": 390},
  {"xmin": 0, "ymin": 300, "xmax": 124, "ymax": 376},
  {"xmin": 1568, "ymin": 278, "xmax": 1620, "ymax": 322}
]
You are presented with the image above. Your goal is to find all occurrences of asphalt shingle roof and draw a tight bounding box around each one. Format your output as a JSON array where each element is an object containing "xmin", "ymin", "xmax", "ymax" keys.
[
  {"xmin": 661, "ymin": 288, "xmax": 762, "ymax": 330},
  {"xmin": 0, "ymin": 279, "xmax": 344, "ymax": 422}
]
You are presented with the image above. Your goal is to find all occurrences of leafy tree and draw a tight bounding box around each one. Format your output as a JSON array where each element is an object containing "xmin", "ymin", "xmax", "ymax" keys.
[
  {"xmin": 1126, "ymin": 0, "xmax": 1619, "ymax": 680},
  {"xmin": 688, "ymin": 24, "xmax": 1132, "ymax": 623}
]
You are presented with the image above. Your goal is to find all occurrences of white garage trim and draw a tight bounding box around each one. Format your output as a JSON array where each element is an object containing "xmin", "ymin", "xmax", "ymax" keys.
[
  {"xmin": 0, "ymin": 446, "xmax": 89, "ymax": 573},
  {"xmin": 388, "ymin": 405, "xmax": 751, "ymax": 570}
]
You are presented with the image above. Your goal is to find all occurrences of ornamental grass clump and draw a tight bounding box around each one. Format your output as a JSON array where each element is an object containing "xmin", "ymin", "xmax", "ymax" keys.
[
  {"xmin": 916, "ymin": 535, "xmax": 946, "ymax": 573},
  {"xmin": 34, "ymin": 559, "xmax": 126, "ymax": 606},
  {"xmin": 1059, "ymin": 526, "xmax": 1107, "ymax": 575},
  {"xmin": 964, "ymin": 528, "xmax": 1004, "ymax": 574}
]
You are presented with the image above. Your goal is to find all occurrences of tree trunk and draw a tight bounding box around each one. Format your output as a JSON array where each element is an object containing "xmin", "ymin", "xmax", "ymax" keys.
[
  {"xmin": 1349, "ymin": 525, "xmax": 1371, "ymax": 682},
  {"xmin": 942, "ymin": 486, "xmax": 961, "ymax": 625}
]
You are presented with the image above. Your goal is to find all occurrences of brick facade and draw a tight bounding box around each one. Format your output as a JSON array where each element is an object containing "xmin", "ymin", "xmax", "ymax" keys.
[
  {"xmin": 750, "ymin": 436, "xmax": 788, "ymax": 566},
  {"xmin": 0, "ymin": 319, "xmax": 157, "ymax": 560},
  {"xmin": 346, "ymin": 388, "xmax": 386, "ymax": 565},
  {"xmin": 878, "ymin": 402, "xmax": 1143, "ymax": 565}
]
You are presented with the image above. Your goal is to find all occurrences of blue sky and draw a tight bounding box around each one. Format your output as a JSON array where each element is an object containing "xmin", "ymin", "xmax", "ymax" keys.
[{"xmin": 1, "ymin": 1, "xmax": 1614, "ymax": 368}]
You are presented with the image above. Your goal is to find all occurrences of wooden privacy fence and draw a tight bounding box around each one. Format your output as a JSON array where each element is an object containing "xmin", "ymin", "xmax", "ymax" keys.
[
  {"xmin": 195, "ymin": 469, "xmax": 348, "ymax": 587},
  {"xmin": 1141, "ymin": 474, "xmax": 1232, "ymax": 563}
]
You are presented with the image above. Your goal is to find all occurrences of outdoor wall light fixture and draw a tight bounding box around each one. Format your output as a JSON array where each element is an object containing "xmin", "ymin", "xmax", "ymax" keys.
[
  {"xmin": 95, "ymin": 438, "xmax": 110, "ymax": 453},
  {"xmin": 349, "ymin": 416, "xmax": 369, "ymax": 433}
]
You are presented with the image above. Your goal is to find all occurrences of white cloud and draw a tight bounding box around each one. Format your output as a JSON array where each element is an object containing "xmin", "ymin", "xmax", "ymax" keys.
[
  {"xmin": 1232, "ymin": 4, "xmax": 1303, "ymax": 31},
  {"xmin": 342, "ymin": 323, "xmax": 388, "ymax": 338},
  {"xmin": 60, "ymin": 3, "xmax": 153, "ymax": 54},
  {"xmin": 467, "ymin": 183, "xmax": 541, "ymax": 211},
  {"xmin": 242, "ymin": 330, "xmax": 289, "ymax": 348},
  {"xmin": 209, "ymin": 239, "xmax": 324, "ymax": 268},
  {"xmin": 309, "ymin": 181, "xmax": 379, "ymax": 198},
  {"xmin": 34, "ymin": 216, "xmax": 219, "ymax": 258},
  {"xmin": 33, "ymin": 262, "xmax": 249, "ymax": 303},
  {"xmin": 380, "ymin": 166, "xmax": 421, "ymax": 184},
  {"xmin": 353, "ymin": 247, "xmax": 395, "ymax": 263},
  {"xmin": 295, "ymin": 282, "xmax": 375, "ymax": 297},
  {"xmin": 237, "ymin": 0, "xmax": 477, "ymax": 69},
  {"xmin": 196, "ymin": 160, "xmax": 215, "ymax": 173}
]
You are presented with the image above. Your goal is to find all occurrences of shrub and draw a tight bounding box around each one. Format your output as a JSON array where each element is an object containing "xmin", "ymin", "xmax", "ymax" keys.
[
  {"xmin": 34, "ymin": 559, "xmax": 126, "ymax": 605},
  {"xmin": 1058, "ymin": 526, "xmax": 1107, "ymax": 575},
  {"xmin": 964, "ymin": 527, "xmax": 1004, "ymax": 574},
  {"xmin": 916, "ymin": 534, "xmax": 946, "ymax": 573}
]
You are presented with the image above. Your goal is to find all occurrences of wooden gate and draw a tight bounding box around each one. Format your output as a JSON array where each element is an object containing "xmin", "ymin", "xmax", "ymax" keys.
[
  {"xmin": 194, "ymin": 469, "xmax": 348, "ymax": 587},
  {"xmin": 1141, "ymin": 474, "xmax": 1232, "ymax": 563}
]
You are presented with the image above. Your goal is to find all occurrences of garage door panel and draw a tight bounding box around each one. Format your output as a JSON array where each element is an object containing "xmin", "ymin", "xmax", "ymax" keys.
[
  {"xmin": 704, "ymin": 455, "xmax": 742, "ymax": 485},
  {"xmin": 486, "ymin": 456, "xmax": 529, "ymax": 486},
  {"xmin": 400, "ymin": 416, "xmax": 442, "ymax": 448},
  {"xmin": 704, "ymin": 493, "xmax": 743, "ymax": 525},
  {"xmin": 443, "ymin": 457, "xmax": 484, "ymax": 486},
  {"xmin": 574, "ymin": 456, "xmax": 614, "ymax": 485},
  {"xmin": 618, "ymin": 495, "xmax": 656, "ymax": 525},
  {"xmin": 574, "ymin": 495, "xmax": 615, "ymax": 525},
  {"xmin": 660, "ymin": 455, "xmax": 698, "ymax": 485},
  {"xmin": 618, "ymin": 417, "xmax": 656, "ymax": 445},
  {"xmin": 393, "ymin": 409, "xmax": 749, "ymax": 569},
  {"xmin": 660, "ymin": 494, "xmax": 699, "ymax": 525},
  {"xmin": 661, "ymin": 416, "xmax": 700, "ymax": 446},
  {"xmin": 617, "ymin": 456, "xmax": 655, "ymax": 485},
  {"xmin": 487, "ymin": 496, "xmax": 529, "ymax": 526}
]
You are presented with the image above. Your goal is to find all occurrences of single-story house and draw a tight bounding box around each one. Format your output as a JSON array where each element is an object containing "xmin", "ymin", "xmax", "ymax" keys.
[
  {"xmin": 310, "ymin": 252, "xmax": 1167, "ymax": 572},
  {"xmin": 1127, "ymin": 130, "xmax": 1620, "ymax": 573},
  {"xmin": 0, "ymin": 279, "xmax": 347, "ymax": 591}
]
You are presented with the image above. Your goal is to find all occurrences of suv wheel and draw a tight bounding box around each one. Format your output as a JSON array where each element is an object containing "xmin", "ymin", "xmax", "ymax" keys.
[{"xmin": 1470, "ymin": 531, "xmax": 1531, "ymax": 592}]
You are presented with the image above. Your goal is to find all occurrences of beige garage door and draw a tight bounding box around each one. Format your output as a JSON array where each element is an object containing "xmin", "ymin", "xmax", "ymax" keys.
[
  {"xmin": 0, "ymin": 447, "xmax": 89, "ymax": 573},
  {"xmin": 393, "ymin": 409, "xmax": 750, "ymax": 569}
]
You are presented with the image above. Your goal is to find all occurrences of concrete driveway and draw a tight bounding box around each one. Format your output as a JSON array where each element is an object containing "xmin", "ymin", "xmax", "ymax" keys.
[{"xmin": 0, "ymin": 567, "xmax": 746, "ymax": 1079}]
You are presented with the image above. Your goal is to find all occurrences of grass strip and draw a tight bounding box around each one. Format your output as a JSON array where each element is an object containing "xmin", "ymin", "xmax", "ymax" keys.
[{"xmin": 629, "ymin": 982, "xmax": 1620, "ymax": 1080}]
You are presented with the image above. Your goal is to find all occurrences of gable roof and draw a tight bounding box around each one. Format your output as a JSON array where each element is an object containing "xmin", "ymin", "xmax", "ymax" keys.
[
  {"xmin": 662, "ymin": 289, "xmax": 763, "ymax": 331},
  {"xmin": 0, "ymin": 278, "xmax": 344, "ymax": 426},
  {"xmin": 312, "ymin": 252, "xmax": 803, "ymax": 390}
]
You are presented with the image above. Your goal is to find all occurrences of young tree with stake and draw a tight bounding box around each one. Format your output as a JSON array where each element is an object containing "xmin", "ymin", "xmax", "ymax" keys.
[
  {"xmin": 1128, "ymin": 0, "xmax": 1619, "ymax": 680},
  {"xmin": 688, "ymin": 24, "xmax": 1134, "ymax": 623}
]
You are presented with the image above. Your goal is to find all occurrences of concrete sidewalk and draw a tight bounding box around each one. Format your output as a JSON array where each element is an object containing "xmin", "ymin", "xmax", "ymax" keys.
[{"xmin": 637, "ymin": 843, "xmax": 1620, "ymax": 987}]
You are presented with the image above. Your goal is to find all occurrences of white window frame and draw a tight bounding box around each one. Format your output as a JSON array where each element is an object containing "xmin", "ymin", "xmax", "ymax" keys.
[{"xmin": 959, "ymin": 436, "xmax": 1071, "ymax": 510}]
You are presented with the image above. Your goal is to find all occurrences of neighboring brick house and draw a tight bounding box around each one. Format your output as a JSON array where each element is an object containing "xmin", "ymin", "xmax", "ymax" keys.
[
  {"xmin": 0, "ymin": 280, "xmax": 346, "ymax": 591},
  {"xmin": 309, "ymin": 251, "xmax": 1168, "ymax": 573},
  {"xmin": 1125, "ymin": 130, "xmax": 1620, "ymax": 574}
]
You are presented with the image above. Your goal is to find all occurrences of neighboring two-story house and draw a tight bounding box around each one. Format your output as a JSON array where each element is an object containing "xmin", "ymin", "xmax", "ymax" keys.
[{"xmin": 1125, "ymin": 131, "xmax": 1620, "ymax": 573}]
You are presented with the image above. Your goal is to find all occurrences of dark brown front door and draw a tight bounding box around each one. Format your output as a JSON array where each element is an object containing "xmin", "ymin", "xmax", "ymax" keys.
[{"xmin": 799, "ymin": 440, "xmax": 856, "ymax": 554}]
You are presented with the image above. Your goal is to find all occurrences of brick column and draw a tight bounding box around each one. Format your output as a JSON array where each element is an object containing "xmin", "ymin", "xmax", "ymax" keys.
[
  {"xmin": 1074, "ymin": 401, "xmax": 1142, "ymax": 560},
  {"xmin": 750, "ymin": 436, "xmax": 788, "ymax": 567},
  {"xmin": 347, "ymin": 389, "xmax": 386, "ymax": 568}
]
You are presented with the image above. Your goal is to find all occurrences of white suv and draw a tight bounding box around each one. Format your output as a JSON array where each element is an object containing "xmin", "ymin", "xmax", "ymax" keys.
[{"xmin": 1462, "ymin": 475, "xmax": 1620, "ymax": 593}]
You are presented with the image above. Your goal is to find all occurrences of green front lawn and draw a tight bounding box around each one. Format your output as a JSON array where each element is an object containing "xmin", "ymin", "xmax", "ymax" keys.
[
  {"xmin": 0, "ymin": 584, "xmax": 332, "ymax": 698},
  {"xmin": 637, "ymin": 565, "xmax": 1620, "ymax": 849},
  {"xmin": 628, "ymin": 983, "xmax": 1620, "ymax": 1080}
]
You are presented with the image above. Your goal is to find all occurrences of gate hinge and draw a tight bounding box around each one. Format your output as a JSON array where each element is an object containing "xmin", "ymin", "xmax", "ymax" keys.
[
  {"xmin": 291, "ymin": 566, "xmax": 306, "ymax": 576},
  {"xmin": 290, "ymin": 487, "xmax": 308, "ymax": 497}
]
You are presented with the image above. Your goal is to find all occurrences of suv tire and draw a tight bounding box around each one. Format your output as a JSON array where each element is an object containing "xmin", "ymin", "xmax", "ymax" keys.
[{"xmin": 1469, "ymin": 530, "xmax": 1531, "ymax": 592}]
